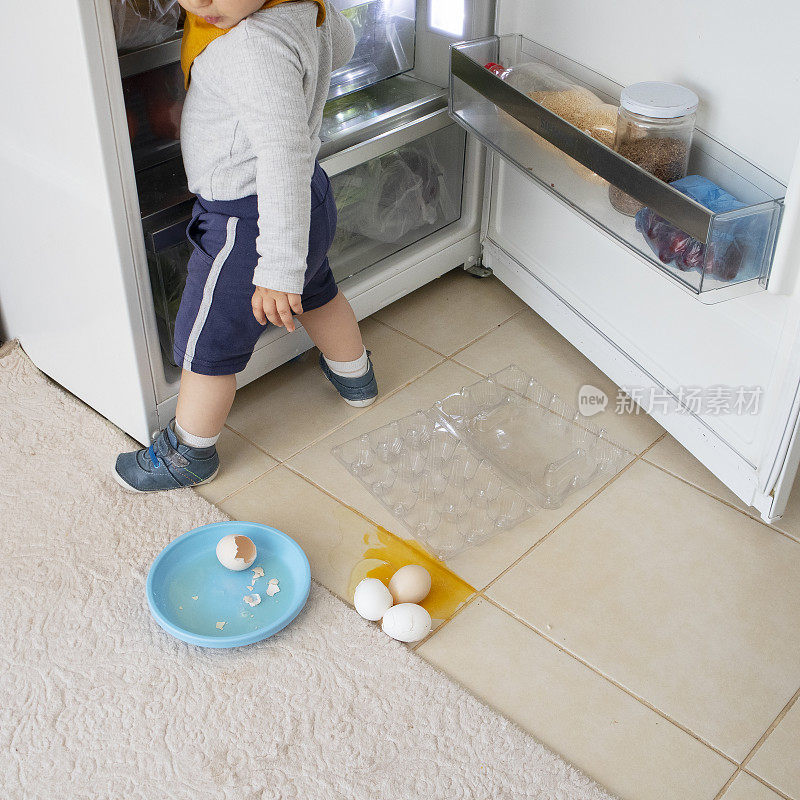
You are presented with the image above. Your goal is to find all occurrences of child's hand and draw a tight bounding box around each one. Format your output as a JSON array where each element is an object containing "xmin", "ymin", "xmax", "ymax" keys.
[{"xmin": 252, "ymin": 287, "xmax": 303, "ymax": 332}]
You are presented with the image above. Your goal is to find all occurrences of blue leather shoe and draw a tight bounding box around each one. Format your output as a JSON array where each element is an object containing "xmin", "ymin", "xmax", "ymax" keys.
[
  {"xmin": 319, "ymin": 351, "xmax": 378, "ymax": 407},
  {"xmin": 113, "ymin": 419, "xmax": 219, "ymax": 493}
]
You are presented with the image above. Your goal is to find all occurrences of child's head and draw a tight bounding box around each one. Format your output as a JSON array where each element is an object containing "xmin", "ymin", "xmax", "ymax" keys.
[{"xmin": 177, "ymin": 0, "xmax": 265, "ymax": 29}]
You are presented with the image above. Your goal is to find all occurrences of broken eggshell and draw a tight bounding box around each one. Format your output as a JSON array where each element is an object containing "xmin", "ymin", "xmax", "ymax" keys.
[{"xmin": 216, "ymin": 534, "xmax": 257, "ymax": 571}]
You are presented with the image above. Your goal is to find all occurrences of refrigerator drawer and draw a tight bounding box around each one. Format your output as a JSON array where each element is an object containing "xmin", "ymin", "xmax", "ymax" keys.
[
  {"xmin": 450, "ymin": 35, "xmax": 786, "ymax": 303},
  {"xmin": 142, "ymin": 202, "xmax": 194, "ymax": 370},
  {"xmin": 123, "ymin": 61, "xmax": 184, "ymax": 171},
  {"xmin": 327, "ymin": 121, "xmax": 467, "ymax": 284}
]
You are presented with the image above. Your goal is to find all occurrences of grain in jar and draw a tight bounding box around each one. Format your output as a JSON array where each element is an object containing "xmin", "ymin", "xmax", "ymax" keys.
[{"xmin": 608, "ymin": 81, "xmax": 699, "ymax": 215}]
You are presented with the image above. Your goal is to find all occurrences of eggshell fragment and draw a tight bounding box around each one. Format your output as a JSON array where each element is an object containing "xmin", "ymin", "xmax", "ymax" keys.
[
  {"xmin": 388, "ymin": 565, "xmax": 432, "ymax": 604},
  {"xmin": 353, "ymin": 578, "xmax": 393, "ymax": 621},
  {"xmin": 216, "ymin": 534, "xmax": 257, "ymax": 571},
  {"xmin": 381, "ymin": 603, "xmax": 431, "ymax": 643}
]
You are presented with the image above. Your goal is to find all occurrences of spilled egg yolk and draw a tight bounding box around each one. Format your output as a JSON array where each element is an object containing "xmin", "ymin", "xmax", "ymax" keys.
[{"xmin": 349, "ymin": 525, "xmax": 475, "ymax": 622}]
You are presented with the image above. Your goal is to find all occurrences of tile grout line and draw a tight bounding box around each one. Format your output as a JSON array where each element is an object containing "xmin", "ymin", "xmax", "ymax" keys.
[
  {"xmin": 477, "ymin": 435, "xmax": 664, "ymax": 596},
  {"xmin": 281, "ymin": 461, "xmax": 394, "ymax": 532},
  {"xmin": 416, "ymin": 440, "xmax": 666, "ymax": 656},
  {"xmin": 411, "ymin": 590, "xmax": 484, "ymax": 651},
  {"xmin": 711, "ymin": 768, "xmax": 740, "ymax": 800},
  {"xmin": 277, "ymin": 357, "xmax": 448, "ymax": 462},
  {"xmin": 369, "ymin": 317, "xmax": 448, "ymax": 358},
  {"xmin": 711, "ymin": 767, "xmax": 797, "ymax": 800},
  {"xmin": 641, "ymin": 457, "xmax": 800, "ymax": 547},
  {"xmin": 222, "ymin": 423, "xmax": 276, "ymax": 460},
  {"xmin": 736, "ymin": 683, "xmax": 800, "ymax": 776},
  {"xmin": 226, "ymin": 356, "xmax": 447, "ymax": 466},
  {"xmin": 374, "ymin": 304, "xmax": 527, "ymax": 363},
  {"xmin": 205, "ymin": 460, "xmax": 282, "ymax": 507},
  {"xmin": 446, "ymin": 307, "xmax": 528, "ymax": 359},
  {"xmin": 480, "ymin": 593, "xmax": 740, "ymax": 768},
  {"xmin": 739, "ymin": 771, "xmax": 795, "ymax": 800}
]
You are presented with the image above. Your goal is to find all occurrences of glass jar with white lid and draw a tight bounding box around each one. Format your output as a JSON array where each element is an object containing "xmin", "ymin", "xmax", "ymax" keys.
[{"xmin": 609, "ymin": 81, "xmax": 699, "ymax": 215}]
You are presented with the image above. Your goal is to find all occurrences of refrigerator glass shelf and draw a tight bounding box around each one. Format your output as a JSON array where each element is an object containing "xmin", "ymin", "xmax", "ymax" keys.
[
  {"xmin": 330, "ymin": 0, "xmax": 416, "ymax": 100},
  {"xmin": 450, "ymin": 35, "xmax": 786, "ymax": 302}
]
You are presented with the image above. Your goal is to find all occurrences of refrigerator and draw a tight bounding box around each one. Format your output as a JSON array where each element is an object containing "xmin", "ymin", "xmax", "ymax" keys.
[{"xmin": 2, "ymin": 0, "xmax": 800, "ymax": 524}]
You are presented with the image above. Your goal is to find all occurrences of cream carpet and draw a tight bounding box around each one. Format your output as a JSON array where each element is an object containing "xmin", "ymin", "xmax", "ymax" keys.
[{"xmin": 0, "ymin": 341, "xmax": 616, "ymax": 800}]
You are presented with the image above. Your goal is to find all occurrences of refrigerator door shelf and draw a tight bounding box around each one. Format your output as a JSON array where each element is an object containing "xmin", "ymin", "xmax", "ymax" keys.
[{"xmin": 450, "ymin": 35, "xmax": 786, "ymax": 303}]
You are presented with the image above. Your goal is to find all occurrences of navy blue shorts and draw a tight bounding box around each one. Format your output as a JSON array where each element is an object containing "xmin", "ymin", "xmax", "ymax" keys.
[{"xmin": 173, "ymin": 161, "xmax": 339, "ymax": 375}]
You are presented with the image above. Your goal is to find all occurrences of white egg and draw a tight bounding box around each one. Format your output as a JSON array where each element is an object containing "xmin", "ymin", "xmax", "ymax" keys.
[
  {"xmin": 216, "ymin": 534, "xmax": 257, "ymax": 571},
  {"xmin": 353, "ymin": 578, "xmax": 393, "ymax": 621},
  {"xmin": 381, "ymin": 603, "xmax": 432, "ymax": 643},
  {"xmin": 388, "ymin": 564, "xmax": 431, "ymax": 604}
]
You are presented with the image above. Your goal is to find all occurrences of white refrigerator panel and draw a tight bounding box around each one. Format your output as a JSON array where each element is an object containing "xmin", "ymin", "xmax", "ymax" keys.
[
  {"xmin": 496, "ymin": 0, "xmax": 800, "ymax": 184},
  {"xmin": 488, "ymin": 159, "xmax": 790, "ymax": 467},
  {"xmin": 481, "ymin": 0, "xmax": 800, "ymax": 518},
  {"xmin": 0, "ymin": 0, "xmax": 157, "ymax": 440}
]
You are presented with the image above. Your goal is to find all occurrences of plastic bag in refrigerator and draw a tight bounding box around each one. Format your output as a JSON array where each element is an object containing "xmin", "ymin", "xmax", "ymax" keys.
[
  {"xmin": 634, "ymin": 175, "xmax": 770, "ymax": 283},
  {"xmin": 111, "ymin": 0, "xmax": 180, "ymax": 52},
  {"xmin": 336, "ymin": 143, "xmax": 445, "ymax": 244}
]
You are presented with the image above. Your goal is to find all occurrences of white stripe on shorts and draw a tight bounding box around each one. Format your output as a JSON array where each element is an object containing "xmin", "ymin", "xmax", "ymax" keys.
[{"xmin": 183, "ymin": 216, "xmax": 238, "ymax": 372}]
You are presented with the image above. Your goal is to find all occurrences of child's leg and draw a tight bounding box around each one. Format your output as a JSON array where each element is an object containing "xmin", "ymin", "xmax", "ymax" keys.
[
  {"xmin": 175, "ymin": 370, "xmax": 237, "ymax": 440},
  {"xmin": 112, "ymin": 371, "xmax": 227, "ymax": 492},
  {"xmin": 301, "ymin": 290, "xmax": 378, "ymax": 407},
  {"xmin": 298, "ymin": 289, "xmax": 363, "ymax": 361}
]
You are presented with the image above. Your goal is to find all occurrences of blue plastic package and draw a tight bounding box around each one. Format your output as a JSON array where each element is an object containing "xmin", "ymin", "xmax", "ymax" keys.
[{"xmin": 635, "ymin": 175, "xmax": 766, "ymax": 282}]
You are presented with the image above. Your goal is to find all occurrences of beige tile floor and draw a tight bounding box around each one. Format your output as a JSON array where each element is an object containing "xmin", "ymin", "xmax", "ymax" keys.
[{"xmin": 200, "ymin": 270, "xmax": 799, "ymax": 800}]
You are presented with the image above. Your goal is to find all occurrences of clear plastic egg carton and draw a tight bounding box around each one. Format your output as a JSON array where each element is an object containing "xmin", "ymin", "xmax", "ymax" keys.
[
  {"xmin": 435, "ymin": 365, "xmax": 632, "ymax": 509},
  {"xmin": 332, "ymin": 365, "xmax": 632, "ymax": 559},
  {"xmin": 332, "ymin": 410, "xmax": 536, "ymax": 559}
]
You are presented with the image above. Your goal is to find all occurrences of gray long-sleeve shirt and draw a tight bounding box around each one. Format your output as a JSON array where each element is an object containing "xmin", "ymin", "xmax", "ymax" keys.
[{"xmin": 180, "ymin": 2, "xmax": 355, "ymax": 293}]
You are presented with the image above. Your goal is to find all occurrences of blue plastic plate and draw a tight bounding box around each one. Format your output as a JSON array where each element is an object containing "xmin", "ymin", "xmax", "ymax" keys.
[{"xmin": 146, "ymin": 521, "xmax": 311, "ymax": 648}]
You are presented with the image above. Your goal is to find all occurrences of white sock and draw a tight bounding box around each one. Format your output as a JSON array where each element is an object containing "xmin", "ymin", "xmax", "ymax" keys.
[
  {"xmin": 174, "ymin": 419, "xmax": 220, "ymax": 449},
  {"xmin": 324, "ymin": 347, "xmax": 369, "ymax": 378}
]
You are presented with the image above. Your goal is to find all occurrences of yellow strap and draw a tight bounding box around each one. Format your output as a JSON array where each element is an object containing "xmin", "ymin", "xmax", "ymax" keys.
[{"xmin": 181, "ymin": 0, "xmax": 326, "ymax": 89}]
